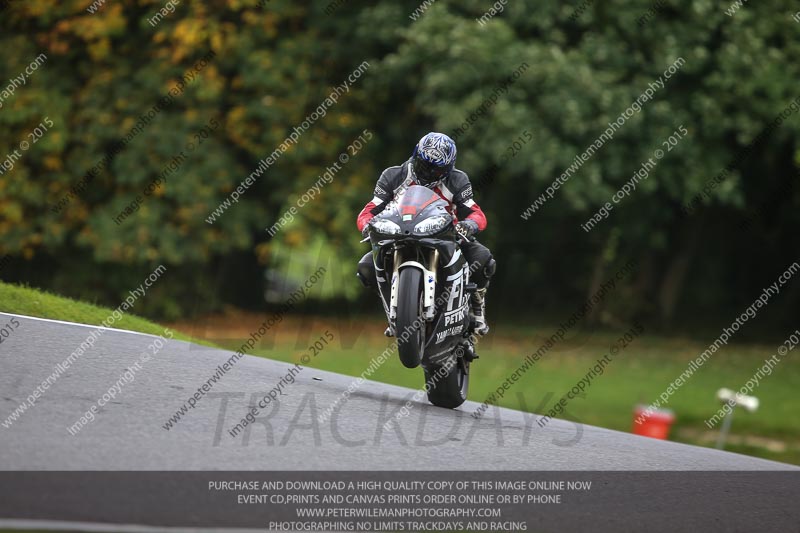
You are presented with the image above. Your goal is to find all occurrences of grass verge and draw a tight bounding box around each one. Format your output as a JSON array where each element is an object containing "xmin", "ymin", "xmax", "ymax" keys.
[
  {"xmin": 175, "ymin": 312, "xmax": 800, "ymax": 465},
  {"xmin": 0, "ymin": 281, "xmax": 203, "ymax": 344}
]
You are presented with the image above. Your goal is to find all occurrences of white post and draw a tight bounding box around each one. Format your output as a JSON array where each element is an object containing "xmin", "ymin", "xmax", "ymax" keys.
[
  {"xmin": 714, "ymin": 388, "xmax": 758, "ymax": 450},
  {"xmin": 715, "ymin": 409, "xmax": 735, "ymax": 450}
]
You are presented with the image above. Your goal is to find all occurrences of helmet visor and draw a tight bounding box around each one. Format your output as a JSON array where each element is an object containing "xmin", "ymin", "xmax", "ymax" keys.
[{"xmin": 412, "ymin": 156, "xmax": 450, "ymax": 184}]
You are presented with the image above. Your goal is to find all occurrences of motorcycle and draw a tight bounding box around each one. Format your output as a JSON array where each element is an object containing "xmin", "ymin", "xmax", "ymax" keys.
[{"xmin": 359, "ymin": 184, "xmax": 478, "ymax": 409}]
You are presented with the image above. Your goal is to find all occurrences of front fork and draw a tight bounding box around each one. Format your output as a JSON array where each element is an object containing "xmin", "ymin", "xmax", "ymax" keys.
[{"xmin": 387, "ymin": 247, "xmax": 438, "ymax": 322}]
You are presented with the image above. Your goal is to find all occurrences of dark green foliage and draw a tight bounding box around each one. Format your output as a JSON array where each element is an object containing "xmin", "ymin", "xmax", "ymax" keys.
[{"xmin": 0, "ymin": 0, "xmax": 797, "ymax": 326}]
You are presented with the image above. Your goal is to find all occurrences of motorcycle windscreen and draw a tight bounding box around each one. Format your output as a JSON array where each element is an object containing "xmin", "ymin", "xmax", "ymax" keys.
[{"xmin": 396, "ymin": 185, "xmax": 441, "ymax": 221}]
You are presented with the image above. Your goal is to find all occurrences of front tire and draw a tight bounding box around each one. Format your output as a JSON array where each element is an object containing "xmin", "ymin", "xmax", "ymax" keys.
[{"xmin": 396, "ymin": 268, "xmax": 425, "ymax": 368}]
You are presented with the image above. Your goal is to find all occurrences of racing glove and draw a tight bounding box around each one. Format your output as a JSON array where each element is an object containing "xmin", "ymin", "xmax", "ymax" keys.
[{"xmin": 456, "ymin": 220, "xmax": 479, "ymax": 239}]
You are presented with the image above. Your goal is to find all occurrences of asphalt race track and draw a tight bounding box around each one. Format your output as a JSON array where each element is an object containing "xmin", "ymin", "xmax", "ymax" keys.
[{"xmin": 0, "ymin": 313, "xmax": 797, "ymax": 532}]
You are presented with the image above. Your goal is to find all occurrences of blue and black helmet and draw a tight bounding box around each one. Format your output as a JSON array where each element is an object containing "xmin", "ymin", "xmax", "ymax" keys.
[{"xmin": 411, "ymin": 132, "xmax": 457, "ymax": 186}]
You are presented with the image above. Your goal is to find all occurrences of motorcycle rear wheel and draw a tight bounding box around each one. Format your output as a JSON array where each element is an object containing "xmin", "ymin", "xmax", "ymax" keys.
[
  {"xmin": 425, "ymin": 355, "xmax": 469, "ymax": 409},
  {"xmin": 396, "ymin": 268, "xmax": 425, "ymax": 368}
]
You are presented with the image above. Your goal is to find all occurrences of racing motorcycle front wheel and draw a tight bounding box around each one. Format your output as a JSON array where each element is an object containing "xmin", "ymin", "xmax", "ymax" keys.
[{"xmin": 396, "ymin": 268, "xmax": 425, "ymax": 368}]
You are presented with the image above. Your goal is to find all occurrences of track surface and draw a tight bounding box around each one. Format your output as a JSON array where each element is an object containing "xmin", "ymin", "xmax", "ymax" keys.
[
  {"xmin": 1, "ymin": 312, "xmax": 794, "ymax": 471},
  {"xmin": 1, "ymin": 313, "xmax": 798, "ymax": 533}
]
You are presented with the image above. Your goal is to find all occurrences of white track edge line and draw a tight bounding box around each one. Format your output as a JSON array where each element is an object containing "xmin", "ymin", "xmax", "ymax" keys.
[{"xmin": 0, "ymin": 312, "xmax": 161, "ymax": 339}]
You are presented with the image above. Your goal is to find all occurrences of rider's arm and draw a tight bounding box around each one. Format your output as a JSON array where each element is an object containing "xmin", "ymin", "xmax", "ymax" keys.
[
  {"xmin": 451, "ymin": 174, "xmax": 487, "ymax": 232},
  {"xmin": 356, "ymin": 168, "xmax": 395, "ymax": 232}
]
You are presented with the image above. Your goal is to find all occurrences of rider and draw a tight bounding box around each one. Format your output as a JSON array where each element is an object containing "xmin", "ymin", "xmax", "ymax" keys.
[{"xmin": 356, "ymin": 132, "xmax": 496, "ymax": 336}]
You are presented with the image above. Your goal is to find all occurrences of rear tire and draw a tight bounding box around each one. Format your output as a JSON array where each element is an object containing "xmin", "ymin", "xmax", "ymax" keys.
[
  {"xmin": 396, "ymin": 268, "xmax": 424, "ymax": 368},
  {"xmin": 425, "ymin": 354, "xmax": 469, "ymax": 409}
]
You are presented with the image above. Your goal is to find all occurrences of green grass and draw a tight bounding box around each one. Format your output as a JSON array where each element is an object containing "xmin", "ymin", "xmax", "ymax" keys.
[
  {"xmin": 0, "ymin": 281, "xmax": 201, "ymax": 344},
  {"xmin": 6, "ymin": 280, "xmax": 793, "ymax": 465},
  {"xmin": 211, "ymin": 316, "xmax": 800, "ymax": 465}
]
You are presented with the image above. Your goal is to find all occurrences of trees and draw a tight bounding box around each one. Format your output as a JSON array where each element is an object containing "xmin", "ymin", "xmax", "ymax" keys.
[{"xmin": 1, "ymin": 0, "xmax": 797, "ymax": 326}]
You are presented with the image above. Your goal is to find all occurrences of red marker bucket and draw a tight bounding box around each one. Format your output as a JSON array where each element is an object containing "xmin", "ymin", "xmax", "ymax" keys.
[{"xmin": 632, "ymin": 405, "xmax": 675, "ymax": 440}]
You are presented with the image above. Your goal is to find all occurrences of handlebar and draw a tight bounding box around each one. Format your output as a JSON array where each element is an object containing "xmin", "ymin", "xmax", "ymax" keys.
[{"xmin": 361, "ymin": 229, "xmax": 473, "ymax": 244}]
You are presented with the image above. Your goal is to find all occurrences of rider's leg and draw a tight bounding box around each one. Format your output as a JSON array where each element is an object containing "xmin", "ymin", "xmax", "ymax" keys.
[
  {"xmin": 460, "ymin": 240, "xmax": 495, "ymax": 335},
  {"xmin": 356, "ymin": 252, "xmax": 377, "ymax": 288},
  {"xmin": 357, "ymin": 252, "xmax": 394, "ymax": 336}
]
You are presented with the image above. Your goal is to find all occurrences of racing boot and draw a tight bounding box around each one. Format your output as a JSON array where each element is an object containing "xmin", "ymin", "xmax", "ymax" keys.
[{"xmin": 470, "ymin": 287, "xmax": 490, "ymax": 336}]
